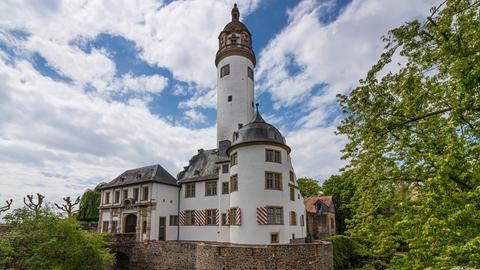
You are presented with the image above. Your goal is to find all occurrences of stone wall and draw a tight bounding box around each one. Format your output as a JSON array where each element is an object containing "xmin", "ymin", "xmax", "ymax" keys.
[{"xmin": 112, "ymin": 235, "xmax": 333, "ymax": 270}]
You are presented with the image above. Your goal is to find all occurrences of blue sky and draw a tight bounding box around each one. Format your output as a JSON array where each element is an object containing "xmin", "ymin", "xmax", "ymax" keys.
[{"xmin": 0, "ymin": 0, "xmax": 438, "ymax": 210}]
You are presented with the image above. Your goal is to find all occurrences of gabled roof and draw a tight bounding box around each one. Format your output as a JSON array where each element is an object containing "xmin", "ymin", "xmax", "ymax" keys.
[
  {"xmin": 100, "ymin": 164, "xmax": 178, "ymax": 189},
  {"xmin": 304, "ymin": 196, "xmax": 334, "ymax": 214},
  {"xmin": 177, "ymin": 148, "xmax": 228, "ymax": 183}
]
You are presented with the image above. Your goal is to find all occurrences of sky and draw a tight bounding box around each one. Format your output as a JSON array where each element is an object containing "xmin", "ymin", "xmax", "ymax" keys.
[{"xmin": 0, "ymin": 0, "xmax": 438, "ymax": 211}]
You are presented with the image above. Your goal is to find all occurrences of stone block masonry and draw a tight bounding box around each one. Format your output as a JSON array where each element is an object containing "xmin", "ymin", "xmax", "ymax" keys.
[{"xmin": 112, "ymin": 235, "xmax": 333, "ymax": 270}]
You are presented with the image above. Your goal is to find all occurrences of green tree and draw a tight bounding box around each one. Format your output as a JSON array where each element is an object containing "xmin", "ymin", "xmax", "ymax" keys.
[
  {"xmin": 334, "ymin": 0, "xmax": 480, "ymax": 268},
  {"xmin": 321, "ymin": 171, "xmax": 356, "ymax": 234},
  {"xmin": 1, "ymin": 207, "xmax": 114, "ymax": 270},
  {"xmin": 77, "ymin": 188, "xmax": 101, "ymax": 222},
  {"xmin": 297, "ymin": 178, "xmax": 322, "ymax": 197}
]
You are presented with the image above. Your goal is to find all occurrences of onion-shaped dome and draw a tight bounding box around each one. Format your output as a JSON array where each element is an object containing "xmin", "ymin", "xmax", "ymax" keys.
[{"xmin": 228, "ymin": 104, "xmax": 290, "ymax": 154}]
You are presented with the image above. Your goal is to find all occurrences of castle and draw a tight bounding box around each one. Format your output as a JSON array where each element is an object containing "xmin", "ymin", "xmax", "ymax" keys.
[{"xmin": 98, "ymin": 4, "xmax": 306, "ymax": 245}]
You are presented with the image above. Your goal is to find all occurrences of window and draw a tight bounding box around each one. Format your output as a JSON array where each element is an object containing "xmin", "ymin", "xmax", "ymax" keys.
[
  {"xmin": 228, "ymin": 95, "xmax": 232, "ymax": 102},
  {"xmin": 289, "ymin": 171, "xmax": 295, "ymax": 183},
  {"xmin": 230, "ymin": 174, "xmax": 238, "ymax": 192},
  {"xmin": 185, "ymin": 210, "xmax": 195, "ymax": 225},
  {"xmin": 170, "ymin": 215, "xmax": 178, "ymax": 226},
  {"xmin": 229, "ymin": 207, "xmax": 240, "ymax": 225},
  {"xmin": 290, "ymin": 186, "xmax": 295, "ymax": 201},
  {"xmin": 102, "ymin": 221, "xmax": 109, "ymax": 233},
  {"xmin": 114, "ymin": 190, "xmax": 120, "ymax": 203},
  {"xmin": 142, "ymin": 186, "xmax": 149, "ymax": 201},
  {"xmin": 206, "ymin": 209, "xmax": 217, "ymax": 225},
  {"xmin": 331, "ymin": 218, "xmax": 335, "ymax": 230},
  {"xmin": 104, "ymin": 192, "xmax": 110, "ymax": 204},
  {"xmin": 290, "ymin": 211, "xmax": 297, "ymax": 225},
  {"xmin": 111, "ymin": 221, "xmax": 118, "ymax": 233},
  {"xmin": 222, "ymin": 213, "xmax": 228, "ymax": 225},
  {"xmin": 222, "ymin": 182, "xmax": 229, "ymax": 194},
  {"xmin": 266, "ymin": 207, "xmax": 283, "ymax": 225},
  {"xmin": 220, "ymin": 64, "xmax": 230, "ymax": 77},
  {"xmin": 133, "ymin": 188, "xmax": 139, "ymax": 201},
  {"xmin": 248, "ymin": 67, "xmax": 254, "ymax": 80},
  {"xmin": 265, "ymin": 149, "xmax": 281, "ymax": 163},
  {"xmin": 270, "ymin": 232, "xmax": 279, "ymax": 243},
  {"xmin": 123, "ymin": 189, "xmax": 128, "ymax": 200},
  {"xmin": 265, "ymin": 172, "xmax": 282, "ymax": 190},
  {"xmin": 185, "ymin": 183, "xmax": 195, "ymax": 198},
  {"xmin": 205, "ymin": 181, "xmax": 217, "ymax": 196},
  {"xmin": 222, "ymin": 164, "xmax": 229, "ymax": 173},
  {"xmin": 230, "ymin": 152, "xmax": 238, "ymax": 166},
  {"xmin": 292, "ymin": 233, "xmax": 295, "ymax": 240},
  {"xmin": 300, "ymin": 215, "xmax": 305, "ymax": 227},
  {"xmin": 142, "ymin": 220, "xmax": 147, "ymax": 234}
]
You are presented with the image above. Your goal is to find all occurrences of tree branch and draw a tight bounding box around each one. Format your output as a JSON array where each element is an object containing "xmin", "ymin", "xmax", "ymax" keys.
[
  {"xmin": 0, "ymin": 199, "xmax": 13, "ymax": 214},
  {"xmin": 55, "ymin": 196, "xmax": 80, "ymax": 217},
  {"xmin": 24, "ymin": 193, "xmax": 44, "ymax": 213}
]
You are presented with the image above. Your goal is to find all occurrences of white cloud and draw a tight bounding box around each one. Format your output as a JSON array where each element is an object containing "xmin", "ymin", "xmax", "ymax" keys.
[
  {"xmin": 257, "ymin": 0, "xmax": 437, "ymax": 124},
  {"xmin": 184, "ymin": 109, "xmax": 208, "ymax": 125},
  {"xmin": 286, "ymin": 124, "xmax": 347, "ymax": 181},
  {"xmin": 0, "ymin": 57, "xmax": 215, "ymax": 211},
  {"xmin": 0, "ymin": 0, "xmax": 261, "ymax": 89},
  {"xmin": 110, "ymin": 73, "xmax": 168, "ymax": 94},
  {"xmin": 25, "ymin": 35, "xmax": 116, "ymax": 90}
]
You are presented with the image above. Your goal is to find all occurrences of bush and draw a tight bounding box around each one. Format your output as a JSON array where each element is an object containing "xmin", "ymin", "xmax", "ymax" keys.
[{"xmin": 1, "ymin": 208, "xmax": 114, "ymax": 270}]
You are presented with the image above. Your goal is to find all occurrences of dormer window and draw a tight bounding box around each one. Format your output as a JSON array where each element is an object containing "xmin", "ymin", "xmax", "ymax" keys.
[{"xmin": 194, "ymin": 170, "xmax": 200, "ymax": 176}]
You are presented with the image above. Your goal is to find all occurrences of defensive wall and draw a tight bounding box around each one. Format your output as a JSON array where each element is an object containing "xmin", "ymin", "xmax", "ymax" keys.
[{"xmin": 113, "ymin": 234, "xmax": 333, "ymax": 270}]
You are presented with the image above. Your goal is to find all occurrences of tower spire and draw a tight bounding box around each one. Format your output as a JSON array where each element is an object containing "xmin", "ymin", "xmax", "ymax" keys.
[{"xmin": 231, "ymin": 3, "xmax": 240, "ymax": 21}]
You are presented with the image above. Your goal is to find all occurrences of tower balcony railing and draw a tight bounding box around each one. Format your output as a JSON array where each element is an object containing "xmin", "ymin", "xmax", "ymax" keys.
[{"xmin": 220, "ymin": 43, "xmax": 251, "ymax": 50}]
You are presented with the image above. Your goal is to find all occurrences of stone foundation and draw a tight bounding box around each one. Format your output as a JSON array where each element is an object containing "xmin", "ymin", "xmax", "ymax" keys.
[{"xmin": 112, "ymin": 235, "xmax": 333, "ymax": 270}]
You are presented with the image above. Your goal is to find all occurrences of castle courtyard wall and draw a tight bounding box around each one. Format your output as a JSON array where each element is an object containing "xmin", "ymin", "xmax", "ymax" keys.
[{"xmin": 112, "ymin": 235, "xmax": 333, "ymax": 270}]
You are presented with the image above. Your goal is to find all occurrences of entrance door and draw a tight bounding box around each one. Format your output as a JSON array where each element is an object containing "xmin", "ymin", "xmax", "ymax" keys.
[{"xmin": 158, "ymin": 217, "xmax": 166, "ymax": 241}]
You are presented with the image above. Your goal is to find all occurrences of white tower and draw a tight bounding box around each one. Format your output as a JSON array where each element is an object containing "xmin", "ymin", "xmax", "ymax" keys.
[{"xmin": 216, "ymin": 4, "xmax": 256, "ymax": 145}]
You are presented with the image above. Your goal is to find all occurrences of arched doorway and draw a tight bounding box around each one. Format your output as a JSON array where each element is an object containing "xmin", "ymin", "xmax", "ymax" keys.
[
  {"xmin": 125, "ymin": 214, "xmax": 137, "ymax": 233},
  {"xmin": 114, "ymin": 251, "xmax": 130, "ymax": 270}
]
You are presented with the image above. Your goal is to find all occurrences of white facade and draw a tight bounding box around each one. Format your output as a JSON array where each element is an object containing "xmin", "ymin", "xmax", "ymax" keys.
[
  {"xmin": 98, "ymin": 4, "xmax": 307, "ymax": 245},
  {"xmin": 99, "ymin": 182, "xmax": 178, "ymax": 241},
  {"xmin": 216, "ymin": 55, "xmax": 254, "ymax": 144}
]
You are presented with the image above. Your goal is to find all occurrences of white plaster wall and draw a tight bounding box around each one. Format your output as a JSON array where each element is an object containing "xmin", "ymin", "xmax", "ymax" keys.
[
  {"xmin": 150, "ymin": 183, "xmax": 179, "ymax": 241},
  {"xmin": 179, "ymin": 180, "xmax": 222, "ymax": 241},
  {"xmin": 217, "ymin": 55, "xmax": 254, "ymax": 144},
  {"xmin": 229, "ymin": 144, "xmax": 306, "ymax": 244},
  {"xmin": 218, "ymin": 168, "xmax": 231, "ymax": 242}
]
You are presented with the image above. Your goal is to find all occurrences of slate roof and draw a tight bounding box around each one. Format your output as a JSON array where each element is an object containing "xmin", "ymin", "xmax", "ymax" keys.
[
  {"xmin": 100, "ymin": 164, "xmax": 178, "ymax": 189},
  {"xmin": 230, "ymin": 108, "xmax": 287, "ymax": 149},
  {"xmin": 304, "ymin": 196, "xmax": 334, "ymax": 214},
  {"xmin": 177, "ymin": 149, "xmax": 228, "ymax": 183}
]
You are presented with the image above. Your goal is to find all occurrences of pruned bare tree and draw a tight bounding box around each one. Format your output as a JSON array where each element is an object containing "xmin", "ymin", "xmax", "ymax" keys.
[
  {"xmin": 0, "ymin": 199, "xmax": 13, "ymax": 214},
  {"xmin": 54, "ymin": 196, "xmax": 80, "ymax": 217},
  {"xmin": 24, "ymin": 193, "xmax": 44, "ymax": 213}
]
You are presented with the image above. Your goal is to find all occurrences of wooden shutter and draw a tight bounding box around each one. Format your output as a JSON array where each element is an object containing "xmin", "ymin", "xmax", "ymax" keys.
[
  {"xmin": 257, "ymin": 207, "xmax": 268, "ymax": 225},
  {"xmin": 236, "ymin": 208, "xmax": 241, "ymax": 225},
  {"xmin": 179, "ymin": 210, "xmax": 185, "ymax": 226},
  {"xmin": 195, "ymin": 210, "xmax": 206, "ymax": 226}
]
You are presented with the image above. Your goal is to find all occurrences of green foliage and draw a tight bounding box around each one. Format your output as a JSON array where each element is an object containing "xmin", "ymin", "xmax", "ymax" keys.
[
  {"xmin": 330, "ymin": 0, "xmax": 480, "ymax": 268},
  {"xmin": 328, "ymin": 235, "xmax": 362, "ymax": 270},
  {"xmin": 1, "ymin": 207, "xmax": 114, "ymax": 270},
  {"xmin": 297, "ymin": 178, "xmax": 321, "ymax": 197},
  {"xmin": 77, "ymin": 188, "xmax": 101, "ymax": 221},
  {"xmin": 321, "ymin": 171, "xmax": 356, "ymax": 234}
]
